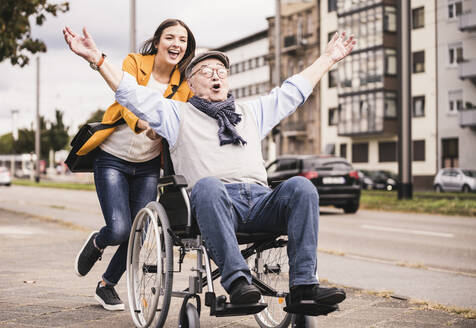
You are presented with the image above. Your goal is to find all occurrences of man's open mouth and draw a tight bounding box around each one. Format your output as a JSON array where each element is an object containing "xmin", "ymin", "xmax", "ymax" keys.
[{"xmin": 212, "ymin": 83, "xmax": 221, "ymax": 91}]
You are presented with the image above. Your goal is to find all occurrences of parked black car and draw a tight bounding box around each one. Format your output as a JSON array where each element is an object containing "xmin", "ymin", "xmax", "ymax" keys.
[
  {"xmin": 358, "ymin": 170, "xmax": 374, "ymax": 190},
  {"xmin": 266, "ymin": 155, "xmax": 361, "ymax": 213},
  {"xmin": 360, "ymin": 170, "xmax": 399, "ymax": 191}
]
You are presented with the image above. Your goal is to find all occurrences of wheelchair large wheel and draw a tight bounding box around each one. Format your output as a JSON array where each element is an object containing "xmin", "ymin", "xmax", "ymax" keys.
[
  {"xmin": 127, "ymin": 202, "xmax": 173, "ymax": 328},
  {"xmin": 248, "ymin": 237, "xmax": 292, "ymax": 328}
]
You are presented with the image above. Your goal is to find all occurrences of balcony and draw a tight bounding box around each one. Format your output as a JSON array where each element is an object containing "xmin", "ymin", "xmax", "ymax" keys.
[
  {"xmin": 282, "ymin": 121, "xmax": 307, "ymax": 137},
  {"xmin": 460, "ymin": 108, "xmax": 476, "ymax": 128},
  {"xmin": 460, "ymin": 11, "xmax": 476, "ymax": 31},
  {"xmin": 337, "ymin": 117, "xmax": 398, "ymax": 137},
  {"xmin": 459, "ymin": 58, "xmax": 476, "ymax": 85}
]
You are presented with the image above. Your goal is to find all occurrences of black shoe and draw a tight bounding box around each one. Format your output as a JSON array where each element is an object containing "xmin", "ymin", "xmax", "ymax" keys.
[
  {"xmin": 74, "ymin": 231, "xmax": 103, "ymax": 277},
  {"xmin": 290, "ymin": 284, "xmax": 346, "ymax": 306},
  {"xmin": 95, "ymin": 282, "xmax": 125, "ymax": 311},
  {"xmin": 229, "ymin": 277, "xmax": 261, "ymax": 304}
]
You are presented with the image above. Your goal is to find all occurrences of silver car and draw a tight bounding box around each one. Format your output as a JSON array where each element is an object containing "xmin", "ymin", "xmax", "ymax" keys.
[
  {"xmin": 0, "ymin": 166, "xmax": 12, "ymax": 186},
  {"xmin": 433, "ymin": 168, "xmax": 476, "ymax": 193}
]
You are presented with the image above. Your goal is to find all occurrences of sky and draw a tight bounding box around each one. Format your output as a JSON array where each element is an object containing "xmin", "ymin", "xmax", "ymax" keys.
[{"xmin": 0, "ymin": 0, "xmax": 276, "ymax": 136}]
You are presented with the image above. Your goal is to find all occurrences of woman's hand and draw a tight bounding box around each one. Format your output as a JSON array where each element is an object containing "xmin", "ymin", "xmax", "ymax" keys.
[
  {"xmin": 63, "ymin": 26, "xmax": 101, "ymax": 64},
  {"xmin": 145, "ymin": 127, "xmax": 161, "ymax": 140},
  {"xmin": 136, "ymin": 119, "xmax": 149, "ymax": 132},
  {"xmin": 324, "ymin": 32, "xmax": 356, "ymax": 64}
]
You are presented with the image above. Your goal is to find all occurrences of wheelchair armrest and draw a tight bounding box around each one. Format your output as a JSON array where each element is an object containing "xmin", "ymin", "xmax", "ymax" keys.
[{"xmin": 157, "ymin": 175, "xmax": 188, "ymax": 188}]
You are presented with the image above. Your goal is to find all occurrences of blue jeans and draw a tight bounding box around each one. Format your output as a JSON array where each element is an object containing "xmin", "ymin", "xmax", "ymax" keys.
[
  {"xmin": 190, "ymin": 176, "xmax": 319, "ymax": 293},
  {"xmin": 93, "ymin": 149, "xmax": 160, "ymax": 285}
]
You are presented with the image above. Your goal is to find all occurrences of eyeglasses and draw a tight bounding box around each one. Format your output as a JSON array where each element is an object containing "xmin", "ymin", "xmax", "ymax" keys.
[{"xmin": 190, "ymin": 65, "xmax": 228, "ymax": 79}]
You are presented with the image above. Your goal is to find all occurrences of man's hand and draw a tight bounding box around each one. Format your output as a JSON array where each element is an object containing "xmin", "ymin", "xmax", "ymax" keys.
[
  {"xmin": 324, "ymin": 32, "xmax": 356, "ymax": 64},
  {"xmin": 63, "ymin": 26, "xmax": 101, "ymax": 64}
]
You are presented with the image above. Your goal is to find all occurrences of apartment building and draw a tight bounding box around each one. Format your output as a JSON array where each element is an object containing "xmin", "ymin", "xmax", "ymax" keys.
[
  {"xmin": 320, "ymin": 0, "xmax": 438, "ymax": 189},
  {"xmin": 215, "ymin": 30, "xmax": 270, "ymax": 103},
  {"xmin": 214, "ymin": 30, "xmax": 273, "ymax": 159},
  {"xmin": 437, "ymin": 0, "xmax": 476, "ymax": 169},
  {"xmin": 267, "ymin": 0, "xmax": 321, "ymax": 155}
]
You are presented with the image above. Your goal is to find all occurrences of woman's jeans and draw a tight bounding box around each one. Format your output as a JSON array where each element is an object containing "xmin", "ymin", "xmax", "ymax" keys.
[
  {"xmin": 94, "ymin": 149, "xmax": 160, "ymax": 285},
  {"xmin": 190, "ymin": 176, "xmax": 319, "ymax": 293}
]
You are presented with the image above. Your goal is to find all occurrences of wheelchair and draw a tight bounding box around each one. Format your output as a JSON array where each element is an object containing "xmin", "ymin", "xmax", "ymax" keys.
[{"xmin": 125, "ymin": 141, "xmax": 337, "ymax": 328}]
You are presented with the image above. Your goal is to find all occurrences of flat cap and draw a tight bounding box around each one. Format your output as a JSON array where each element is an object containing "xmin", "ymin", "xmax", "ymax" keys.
[{"xmin": 185, "ymin": 51, "xmax": 230, "ymax": 79}]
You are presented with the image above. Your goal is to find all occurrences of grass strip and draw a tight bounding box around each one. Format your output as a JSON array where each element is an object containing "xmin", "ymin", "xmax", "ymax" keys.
[
  {"xmin": 361, "ymin": 190, "xmax": 476, "ymax": 217},
  {"xmin": 12, "ymin": 179, "xmax": 95, "ymax": 191}
]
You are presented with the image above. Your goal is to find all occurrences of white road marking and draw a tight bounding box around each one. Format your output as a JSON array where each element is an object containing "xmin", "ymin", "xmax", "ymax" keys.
[
  {"xmin": 361, "ymin": 224, "xmax": 454, "ymax": 238},
  {"xmin": 0, "ymin": 226, "xmax": 42, "ymax": 236}
]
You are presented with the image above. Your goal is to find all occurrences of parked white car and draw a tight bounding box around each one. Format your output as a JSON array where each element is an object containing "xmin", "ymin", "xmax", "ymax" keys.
[
  {"xmin": 433, "ymin": 168, "xmax": 476, "ymax": 193},
  {"xmin": 0, "ymin": 166, "xmax": 12, "ymax": 186}
]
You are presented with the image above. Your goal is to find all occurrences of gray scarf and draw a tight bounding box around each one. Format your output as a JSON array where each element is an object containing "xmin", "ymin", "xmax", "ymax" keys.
[{"xmin": 189, "ymin": 94, "xmax": 247, "ymax": 146}]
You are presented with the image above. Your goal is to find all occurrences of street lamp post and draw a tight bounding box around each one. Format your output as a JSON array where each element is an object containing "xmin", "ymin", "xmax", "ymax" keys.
[
  {"xmin": 397, "ymin": 0, "xmax": 413, "ymax": 199},
  {"xmin": 35, "ymin": 57, "xmax": 41, "ymax": 183},
  {"xmin": 130, "ymin": 0, "xmax": 136, "ymax": 53},
  {"xmin": 274, "ymin": 0, "xmax": 282, "ymax": 157}
]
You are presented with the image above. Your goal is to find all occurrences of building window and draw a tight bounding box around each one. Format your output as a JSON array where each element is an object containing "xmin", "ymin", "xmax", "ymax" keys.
[
  {"xmin": 328, "ymin": 0, "xmax": 337, "ymax": 12},
  {"xmin": 384, "ymin": 49, "xmax": 397, "ymax": 75},
  {"xmin": 379, "ymin": 141, "xmax": 397, "ymax": 162},
  {"xmin": 287, "ymin": 60, "xmax": 294, "ymax": 77},
  {"xmin": 352, "ymin": 143, "xmax": 369, "ymax": 163},
  {"xmin": 413, "ymin": 140, "xmax": 425, "ymax": 161},
  {"xmin": 448, "ymin": 1, "xmax": 463, "ymax": 19},
  {"xmin": 449, "ymin": 90, "xmax": 463, "ymax": 113},
  {"xmin": 328, "ymin": 31, "xmax": 336, "ymax": 42},
  {"xmin": 328, "ymin": 107, "xmax": 338, "ymax": 126},
  {"xmin": 384, "ymin": 92, "xmax": 397, "ymax": 118},
  {"xmin": 329, "ymin": 69, "xmax": 338, "ymax": 88},
  {"xmin": 340, "ymin": 143, "xmax": 347, "ymax": 159},
  {"xmin": 412, "ymin": 96, "xmax": 425, "ymax": 117},
  {"xmin": 448, "ymin": 43, "xmax": 463, "ymax": 66},
  {"xmin": 442, "ymin": 138, "xmax": 458, "ymax": 168},
  {"xmin": 306, "ymin": 11, "xmax": 313, "ymax": 35},
  {"xmin": 412, "ymin": 7, "xmax": 425, "ymax": 29},
  {"xmin": 412, "ymin": 51, "xmax": 425, "ymax": 73},
  {"xmin": 384, "ymin": 6, "xmax": 397, "ymax": 32},
  {"xmin": 325, "ymin": 143, "xmax": 336, "ymax": 155}
]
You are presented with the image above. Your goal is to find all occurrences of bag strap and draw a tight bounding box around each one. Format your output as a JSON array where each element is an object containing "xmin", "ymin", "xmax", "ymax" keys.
[
  {"xmin": 166, "ymin": 72, "xmax": 185, "ymax": 99},
  {"xmin": 90, "ymin": 118, "xmax": 126, "ymax": 133}
]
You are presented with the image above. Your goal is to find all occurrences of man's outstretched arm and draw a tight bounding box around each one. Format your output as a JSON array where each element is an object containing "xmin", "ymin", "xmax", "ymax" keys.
[
  {"xmin": 249, "ymin": 31, "xmax": 355, "ymax": 138},
  {"xmin": 300, "ymin": 31, "xmax": 355, "ymax": 88}
]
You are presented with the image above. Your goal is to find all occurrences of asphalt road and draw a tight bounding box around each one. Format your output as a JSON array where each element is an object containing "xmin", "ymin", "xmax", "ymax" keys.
[{"xmin": 1, "ymin": 185, "xmax": 475, "ymax": 310}]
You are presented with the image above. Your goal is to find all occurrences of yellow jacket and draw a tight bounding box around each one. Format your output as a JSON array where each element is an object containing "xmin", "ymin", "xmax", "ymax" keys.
[{"xmin": 77, "ymin": 53, "xmax": 192, "ymax": 155}]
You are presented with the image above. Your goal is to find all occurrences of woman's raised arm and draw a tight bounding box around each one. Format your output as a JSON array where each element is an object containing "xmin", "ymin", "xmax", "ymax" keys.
[{"xmin": 63, "ymin": 26, "xmax": 123, "ymax": 91}]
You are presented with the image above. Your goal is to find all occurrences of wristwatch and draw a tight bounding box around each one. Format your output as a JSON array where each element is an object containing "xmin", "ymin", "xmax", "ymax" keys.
[{"xmin": 90, "ymin": 53, "xmax": 106, "ymax": 71}]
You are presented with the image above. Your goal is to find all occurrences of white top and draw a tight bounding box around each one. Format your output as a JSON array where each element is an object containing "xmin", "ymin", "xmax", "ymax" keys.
[{"xmin": 99, "ymin": 75, "xmax": 168, "ymax": 163}]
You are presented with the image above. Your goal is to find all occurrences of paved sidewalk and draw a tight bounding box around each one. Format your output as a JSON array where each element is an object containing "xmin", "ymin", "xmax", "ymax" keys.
[{"xmin": 0, "ymin": 209, "xmax": 474, "ymax": 327}]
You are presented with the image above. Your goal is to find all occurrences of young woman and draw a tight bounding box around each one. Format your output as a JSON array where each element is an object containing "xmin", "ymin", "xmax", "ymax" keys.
[{"xmin": 72, "ymin": 19, "xmax": 196, "ymax": 311}]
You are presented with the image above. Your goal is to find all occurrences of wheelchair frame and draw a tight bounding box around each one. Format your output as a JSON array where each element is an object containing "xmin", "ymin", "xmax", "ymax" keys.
[
  {"xmin": 125, "ymin": 140, "xmax": 333, "ymax": 328},
  {"xmin": 126, "ymin": 175, "xmax": 293, "ymax": 328}
]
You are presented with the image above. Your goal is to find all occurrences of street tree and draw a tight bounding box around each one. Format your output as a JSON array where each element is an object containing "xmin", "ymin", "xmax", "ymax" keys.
[
  {"xmin": 84, "ymin": 109, "xmax": 105, "ymax": 125},
  {"xmin": 48, "ymin": 109, "xmax": 69, "ymax": 152},
  {"xmin": 0, "ymin": 0, "xmax": 69, "ymax": 67}
]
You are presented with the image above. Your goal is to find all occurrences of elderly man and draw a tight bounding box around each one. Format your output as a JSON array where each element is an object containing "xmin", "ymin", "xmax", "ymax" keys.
[{"xmin": 64, "ymin": 26, "xmax": 355, "ymax": 312}]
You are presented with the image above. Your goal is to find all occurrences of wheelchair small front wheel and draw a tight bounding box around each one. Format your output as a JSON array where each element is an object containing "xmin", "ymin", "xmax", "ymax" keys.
[
  {"xmin": 127, "ymin": 202, "xmax": 173, "ymax": 328},
  {"xmin": 179, "ymin": 303, "xmax": 200, "ymax": 328}
]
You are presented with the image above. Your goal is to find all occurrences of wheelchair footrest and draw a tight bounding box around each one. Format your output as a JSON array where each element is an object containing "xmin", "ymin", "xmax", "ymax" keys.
[
  {"xmin": 206, "ymin": 293, "xmax": 267, "ymax": 317},
  {"xmin": 284, "ymin": 299, "xmax": 338, "ymax": 316}
]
